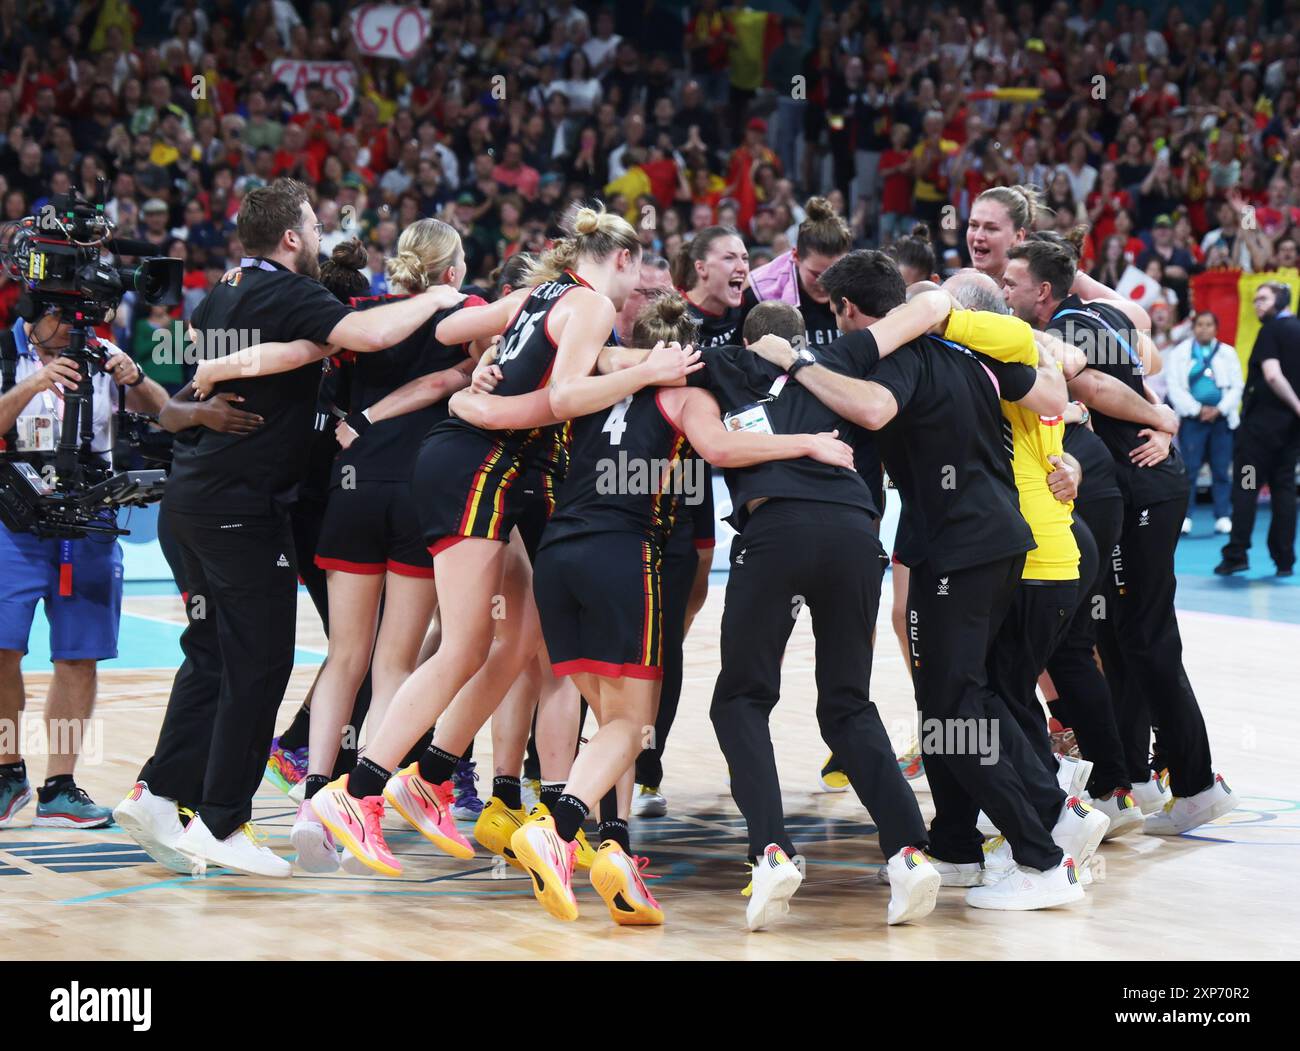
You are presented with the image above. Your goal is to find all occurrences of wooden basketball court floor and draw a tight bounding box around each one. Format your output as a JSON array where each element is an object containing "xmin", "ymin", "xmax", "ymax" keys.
[{"xmin": 3, "ymin": 570, "xmax": 1297, "ymax": 962}]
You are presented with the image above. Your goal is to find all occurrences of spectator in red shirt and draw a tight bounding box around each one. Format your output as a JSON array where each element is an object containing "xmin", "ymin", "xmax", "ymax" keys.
[
  {"xmin": 493, "ymin": 141, "xmax": 540, "ymax": 201},
  {"xmin": 878, "ymin": 123, "xmax": 916, "ymax": 246},
  {"xmin": 1086, "ymin": 161, "xmax": 1133, "ymax": 243}
]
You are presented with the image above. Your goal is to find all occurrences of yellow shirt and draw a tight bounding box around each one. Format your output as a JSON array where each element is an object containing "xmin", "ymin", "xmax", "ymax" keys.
[{"xmin": 944, "ymin": 311, "xmax": 1080, "ymax": 580}]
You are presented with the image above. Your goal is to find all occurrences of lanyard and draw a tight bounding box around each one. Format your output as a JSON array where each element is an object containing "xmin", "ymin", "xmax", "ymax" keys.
[
  {"xmin": 239, "ymin": 257, "xmax": 279, "ymax": 271},
  {"xmin": 1053, "ymin": 307, "xmax": 1143, "ymax": 373},
  {"xmin": 59, "ymin": 539, "xmax": 74, "ymax": 597}
]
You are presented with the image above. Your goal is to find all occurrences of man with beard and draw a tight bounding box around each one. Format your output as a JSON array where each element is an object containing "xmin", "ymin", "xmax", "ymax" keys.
[{"xmin": 115, "ymin": 179, "xmax": 464, "ymax": 878}]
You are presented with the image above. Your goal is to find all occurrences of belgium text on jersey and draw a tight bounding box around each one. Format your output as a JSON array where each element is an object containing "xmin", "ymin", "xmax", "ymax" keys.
[
  {"xmin": 594, "ymin": 451, "xmax": 707, "ymax": 504},
  {"xmin": 49, "ymin": 983, "xmax": 152, "ymax": 1031}
]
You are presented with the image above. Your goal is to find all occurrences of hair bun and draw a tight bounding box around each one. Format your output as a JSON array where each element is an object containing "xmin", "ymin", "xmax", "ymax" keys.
[
  {"xmin": 332, "ymin": 238, "xmax": 367, "ymax": 270},
  {"xmin": 910, "ymin": 222, "xmax": 931, "ymax": 242},
  {"xmin": 803, "ymin": 196, "xmax": 836, "ymax": 222},
  {"xmin": 572, "ymin": 207, "xmax": 601, "ymax": 236}
]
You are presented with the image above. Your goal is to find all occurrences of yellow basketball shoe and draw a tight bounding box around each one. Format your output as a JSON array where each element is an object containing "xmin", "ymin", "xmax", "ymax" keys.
[{"xmin": 473, "ymin": 796, "xmax": 527, "ymax": 870}]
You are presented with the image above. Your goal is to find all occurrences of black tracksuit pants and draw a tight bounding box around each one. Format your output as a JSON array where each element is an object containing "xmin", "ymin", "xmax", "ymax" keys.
[
  {"xmin": 139, "ymin": 504, "xmax": 299, "ymax": 839},
  {"xmin": 908, "ymin": 554, "xmax": 1065, "ymax": 872},
  {"xmin": 1102, "ymin": 495, "xmax": 1214, "ymax": 797},
  {"xmin": 987, "ymin": 577, "xmax": 1079, "ymax": 776},
  {"xmin": 1047, "ymin": 496, "xmax": 1131, "ymax": 797},
  {"xmin": 710, "ymin": 500, "xmax": 927, "ymax": 861},
  {"xmin": 1222, "ymin": 416, "xmax": 1300, "ymax": 571},
  {"xmin": 634, "ymin": 543, "xmax": 697, "ymax": 789}
]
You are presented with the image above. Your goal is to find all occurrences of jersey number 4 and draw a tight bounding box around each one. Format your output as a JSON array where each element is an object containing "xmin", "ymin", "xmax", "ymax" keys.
[
  {"xmin": 497, "ymin": 309, "xmax": 545, "ymax": 367},
  {"xmin": 603, "ymin": 395, "xmax": 633, "ymax": 445}
]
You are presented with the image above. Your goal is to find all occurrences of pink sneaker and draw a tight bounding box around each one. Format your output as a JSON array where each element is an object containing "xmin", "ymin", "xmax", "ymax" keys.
[
  {"xmin": 310, "ymin": 776, "xmax": 401, "ymax": 876},
  {"xmin": 383, "ymin": 764, "xmax": 476, "ymax": 859},
  {"xmin": 291, "ymin": 798, "xmax": 340, "ymax": 874}
]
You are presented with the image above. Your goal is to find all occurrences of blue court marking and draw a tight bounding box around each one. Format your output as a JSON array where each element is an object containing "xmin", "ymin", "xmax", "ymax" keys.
[{"xmin": 1172, "ymin": 504, "xmax": 1299, "ymax": 623}]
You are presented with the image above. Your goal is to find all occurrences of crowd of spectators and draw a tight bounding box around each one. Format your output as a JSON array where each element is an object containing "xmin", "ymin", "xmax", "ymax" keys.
[{"xmin": 2, "ymin": 0, "xmax": 1299, "ymax": 391}]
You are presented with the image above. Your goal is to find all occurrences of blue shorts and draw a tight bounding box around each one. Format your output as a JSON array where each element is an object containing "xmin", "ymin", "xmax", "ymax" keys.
[{"xmin": 0, "ymin": 527, "xmax": 124, "ymax": 661}]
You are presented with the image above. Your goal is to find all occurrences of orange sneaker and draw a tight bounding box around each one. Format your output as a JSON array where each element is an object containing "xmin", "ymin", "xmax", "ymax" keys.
[
  {"xmin": 510, "ymin": 813, "xmax": 579, "ymax": 921},
  {"xmin": 590, "ymin": 841, "xmax": 664, "ymax": 926}
]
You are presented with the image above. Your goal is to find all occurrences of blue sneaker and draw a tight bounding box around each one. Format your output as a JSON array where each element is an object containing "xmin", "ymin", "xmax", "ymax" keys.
[
  {"xmin": 33, "ymin": 781, "xmax": 114, "ymax": 828},
  {"xmin": 451, "ymin": 759, "xmax": 484, "ymax": 821},
  {"xmin": 0, "ymin": 776, "xmax": 33, "ymax": 828}
]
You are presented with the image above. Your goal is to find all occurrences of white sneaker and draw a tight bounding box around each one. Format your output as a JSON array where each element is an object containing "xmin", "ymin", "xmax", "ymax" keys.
[
  {"xmin": 291, "ymin": 800, "xmax": 340, "ymax": 873},
  {"xmin": 520, "ymin": 778, "xmax": 542, "ymax": 814},
  {"xmin": 1055, "ymin": 754, "xmax": 1093, "ymax": 797},
  {"xmin": 743, "ymin": 844, "xmax": 803, "ymax": 931},
  {"xmin": 1181, "ymin": 517, "xmax": 1193, "ymax": 535},
  {"xmin": 175, "ymin": 815, "xmax": 292, "ymax": 878},
  {"xmin": 980, "ymin": 836, "xmax": 1015, "ymax": 884},
  {"xmin": 1144, "ymin": 774, "xmax": 1237, "ymax": 835},
  {"xmin": 288, "ymin": 778, "xmax": 307, "ymax": 805},
  {"xmin": 631, "ymin": 784, "xmax": 668, "ymax": 818},
  {"xmin": 885, "ymin": 846, "xmax": 941, "ymax": 925},
  {"xmin": 965, "ymin": 856, "xmax": 1084, "ymax": 910},
  {"xmin": 1083, "ymin": 787, "xmax": 1145, "ymax": 840},
  {"xmin": 339, "ymin": 846, "xmax": 374, "ymax": 875},
  {"xmin": 112, "ymin": 781, "xmax": 192, "ymax": 874},
  {"xmin": 1051, "ymin": 796, "xmax": 1110, "ymax": 869},
  {"xmin": 878, "ymin": 855, "xmax": 983, "ymax": 888},
  {"xmin": 1130, "ymin": 770, "xmax": 1173, "ymax": 815},
  {"xmin": 1214, "ymin": 516, "xmax": 1232, "ymax": 534},
  {"xmin": 975, "ymin": 810, "xmax": 1000, "ymax": 836}
]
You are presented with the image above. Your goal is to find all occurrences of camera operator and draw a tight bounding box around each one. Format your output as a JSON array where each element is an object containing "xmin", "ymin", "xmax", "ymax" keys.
[
  {"xmin": 0, "ymin": 308, "xmax": 167, "ymax": 828},
  {"xmin": 114, "ymin": 177, "xmax": 463, "ymax": 878}
]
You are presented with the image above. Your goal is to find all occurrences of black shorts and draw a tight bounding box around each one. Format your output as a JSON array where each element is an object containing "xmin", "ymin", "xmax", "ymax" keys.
[
  {"xmin": 533, "ymin": 532, "xmax": 664, "ymax": 680},
  {"xmin": 412, "ymin": 427, "xmax": 554, "ymax": 557},
  {"xmin": 315, "ymin": 480, "xmax": 433, "ymax": 577},
  {"xmin": 515, "ymin": 467, "xmax": 560, "ymax": 562}
]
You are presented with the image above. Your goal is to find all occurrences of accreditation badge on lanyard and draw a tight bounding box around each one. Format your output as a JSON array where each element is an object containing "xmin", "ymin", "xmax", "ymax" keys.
[
  {"xmin": 723, "ymin": 373, "xmax": 790, "ymax": 435},
  {"xmin": 17, "ymin": 386, "xmax": 61, "ymax": 452}
]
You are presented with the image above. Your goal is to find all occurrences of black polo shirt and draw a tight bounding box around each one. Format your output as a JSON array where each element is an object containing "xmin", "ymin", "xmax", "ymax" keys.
[
  {"xmin": 868, "ymin": 332, "xmax": 1036, "ymax": 574},
  {"xmin": 165, "ymin": 259, "xmax": 352, "ymax": 515},
  {"xmin": 689, "ymin": 331, "xmax": 880, "ymax": 531},
  {"xmin": 1047, "ymin": 294, "xmax": 1185, "ymax": 507},
  {"xmin": 1243, "ymin": 312, "xmax": 1300, "ymax": 430}
]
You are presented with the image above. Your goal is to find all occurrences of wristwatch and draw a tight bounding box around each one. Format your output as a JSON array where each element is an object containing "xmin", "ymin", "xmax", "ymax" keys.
[
  {"xmin": 786, "ymin": 348, "xmax": 816, "ymax": 379},
  {"xmin": 125, "ymin": 364, "xmax": 146, "ymax": 387}
]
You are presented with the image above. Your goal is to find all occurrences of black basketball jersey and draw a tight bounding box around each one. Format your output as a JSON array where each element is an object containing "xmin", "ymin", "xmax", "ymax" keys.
[
  {"xmin": 1048, "ymin": 295, "xmax": 1185, "ymax": 506},
  {"xmin": 438, "ymin": 269, "xmax": 585, "ymax": 476},
  {"xmin": 331, "ymin": 293, "xmax": 478, "ymax": 487},
  {"xmin": 687, "ymin": 298, "xmax": 745, "ymax": 347},
  {"xmin": 541, "ymin": 387, "xmax": 695, "ymax": 551}
]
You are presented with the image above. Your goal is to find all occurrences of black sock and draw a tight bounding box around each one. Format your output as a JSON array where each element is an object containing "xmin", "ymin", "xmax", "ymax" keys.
[
  {"xmin": 303, "ymin": 774, "xmax": 329, "ymax": 800},
  {"xmin": 277, "ymin": 704, "xmax": 311, "ymax": 752},
  {"xmin": 598, "ymin": 786, "xmax": 619, "ymax": 825},
  {"xmin": 37, "ymin": 773, "xmax": 74, "ymax": 803},
  {"xmin": 417, "ymin": 744, "xmax": 459, "ymax": 786},
  {"xmin": 551, "ymin": 793, "xmax": 589, "ymax": 842},
  {"xmin": 540, "ymin": 780, "xmax": 564, "ymax": 810},
  {"xmin": 347, "ymin": 757, "xmax": 391, "ymax": 799},
  {"xmin": 493, "ymin": 775, "xmax": 522, "ymax": 810},
  {"xmin": 0, "ymin": 760, "xmax": 26, "ymax": 783},
  {"xmin": 597, "ymin": 818, "xmax": 631, "ymax": 854}
]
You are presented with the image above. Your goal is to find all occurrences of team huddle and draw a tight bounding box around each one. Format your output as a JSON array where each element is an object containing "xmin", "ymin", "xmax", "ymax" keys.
[{"xmin": 112, "ymin": 178, "xmax": 1236, "ymax": 932}]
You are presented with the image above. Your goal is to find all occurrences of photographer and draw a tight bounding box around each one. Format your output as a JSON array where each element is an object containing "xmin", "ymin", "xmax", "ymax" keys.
[
  {"xmin": 0, "ymin": 308, "xmax": 167, "ymax": 828},
  {"xmin": 114, "ymin": 178, "xmax": 463, "ymax": 878}
]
